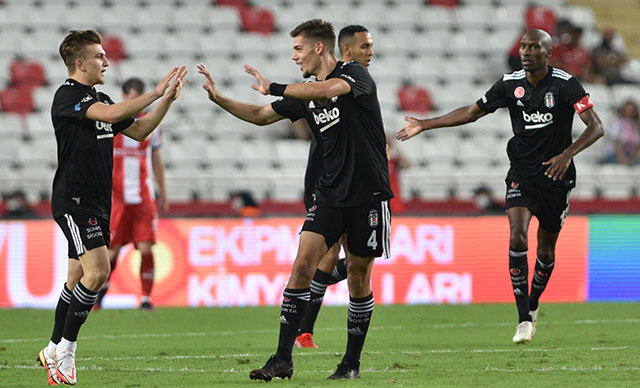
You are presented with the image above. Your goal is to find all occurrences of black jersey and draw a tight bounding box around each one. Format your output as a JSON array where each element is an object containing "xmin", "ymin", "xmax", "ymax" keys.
[
  {"xmin": 477, "ymin": 66, "xmax": 593, "ymax": 190},
  {"xmin": 51, "ymin": 78, "xmax": 135, "ymax": 218},
  {"xmin": 272, "ymin": 61, "xmax": 393, "ymax": 207}
]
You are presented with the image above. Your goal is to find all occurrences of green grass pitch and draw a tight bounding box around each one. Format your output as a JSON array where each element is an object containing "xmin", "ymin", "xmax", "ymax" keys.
[{"xmin": 1, "ymin": 303, "xmax": 639, "ymax": 387}]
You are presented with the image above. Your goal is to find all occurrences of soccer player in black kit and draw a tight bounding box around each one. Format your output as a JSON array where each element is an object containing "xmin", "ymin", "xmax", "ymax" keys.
[
  {"xmin": 295, "ymin": 24, "xmax": 376, "ymax": 350},
  {"xmin": 397, "ymin": 29, "xmax": 604, "ymax": 344},
  {"xmin": 197, "ymin": 19, "xmax": 392, "ymax": 381},
  {"xmin": 37, "ymin": 30, "xmax": 187, "ymax": 385}
]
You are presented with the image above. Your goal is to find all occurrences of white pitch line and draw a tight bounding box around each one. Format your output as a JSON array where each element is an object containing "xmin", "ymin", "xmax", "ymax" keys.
[
  {"xmin": 3, "ymin": 318, "xmax": 639, "ymax": 344},
  {"xmin": 484, "ymin": 364, "xmax": 640, "ymax": 373},
  {"xmin": 11, "ymin": 346, "xmax": 628, "ymax": 365},
  {"xmin": 0, "ymin": 364, "xmax": 208, "ymax": 373}
]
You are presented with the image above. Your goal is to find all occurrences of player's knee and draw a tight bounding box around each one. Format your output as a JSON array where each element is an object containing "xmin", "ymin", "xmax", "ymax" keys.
[
  {"xmin": 290, "ymin": 261, "xmax": 315, "ymax": 284},
  {"xmin": 84, "ymin": 268, "xmax": 110, "ymax": 289},
  {"xmin": 509, "ymin": 228, "xmax": 528, "ymax": 250},
  {"xmin": 537, "ymin": 247, "xmax": 555, "ymax": 263}
]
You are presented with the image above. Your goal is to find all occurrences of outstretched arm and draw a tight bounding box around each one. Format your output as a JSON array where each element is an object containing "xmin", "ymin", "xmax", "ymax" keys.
[
  {"xmin": 86, "ymin": 66, "xmax": 181, "ymax": 124},
  {"xmin": 122, "ymin": 66, "xmax": 189, "ymax": 141},
  {"xmin": 244, "ymin": 64, "xmax": 351, "ymax": 101},
  {"xmin": 542, "ymin": 108, "xmax": 604, "ymax": 181},
  {"xmin": 197, "ymin": 63, "xmax": 284, "ymax": 125},
  {"xmin": 396, "ymin": 103, "xmax": 488, "ymax": 141}
]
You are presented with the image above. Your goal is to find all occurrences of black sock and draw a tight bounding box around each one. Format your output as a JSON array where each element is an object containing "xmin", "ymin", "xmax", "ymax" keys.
[
  {"xmin": 62, "ymin": 282, "xmax": 98, "ymax": 342},
  {"xmin": 95, "ymin": 281, "xmax": 110, "ymax": 307},
  {"xmin": 328, "ymin": 258, "xmax": 347, "ymax": 285},
  {"xmin": 529, "ymin": 257, "xmax": 555, "ymax": 311},
  {"xmin": 299, "ymin": 270, "xmax": 333, "ymax": 335},
  {"xmin": 509, "ymin": 250, "xmax": 530, "ymax": 322},
  {"xmin": 276, "ymin": 288, "xmax": 310, "ymax": 361},
  {"xmin": 50, "ymin": 283, "xmax": 72, "ymax": 344},
  {"xmin": 342, "ymin": 293, "xmax": 374, "ymax": 369}
]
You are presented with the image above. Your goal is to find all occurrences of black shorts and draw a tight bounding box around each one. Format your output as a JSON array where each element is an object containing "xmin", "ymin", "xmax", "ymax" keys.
[
  {"xmin": 54, "ymin": 213, "xmax": 110, "ymax": 259},
  {"xmin": 505, "ymin": 174, "xmax": 572, "ymax": 233},
  {"xmin": 302, "ymin": 200, "xmax": 391, "ymax": 258}
]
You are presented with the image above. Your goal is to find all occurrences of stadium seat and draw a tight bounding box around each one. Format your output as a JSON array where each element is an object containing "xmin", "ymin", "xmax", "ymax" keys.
[
  {"xmin": 274, "ymin": 139, "xmax": 309, "ymax": 169},
  {"xmin": 397, "ymin": 85, "xmax": 434, "ymax": 114},
  {"xmin": 524, "ymin": 5, "xmax": 557, "ymax": 33},
  {"xmin": 171, "ymin": 5, "xmax": 211, "ymax": 31},
  {"xmin": 102, "ymin": 33, "xmax": 127, "ymax": 63},
  {"xmin": 594, "ymin": 164, "xmax": 636, "ymax": 200},
  {"xmin": 10, "ymin": 60, "xmax": 46, "ymax": 88},
  {"xmin": 415, "ymin": 5, "xmax": 456, "ymax": 31},
  {"xmin": 0, "ymin": 86, "xmax": 35, "ymax": 115},
  {"xmin": 216, "ymin": 0, "xmax": 249, "ymax": 9},
  {"xmin": 611, "ymin": 84, "xmax": 640, "ymax": 107},
  {"xmin": 240, "ymin": 7, "xmax": 276, "ymax": 34},
  {"xmin": 101, "ymin": 6, "xmax": 138, "ymax": 32},
  {"xmin": 427, "ymin": 0, "xmax": 460, "ymax": 7}
]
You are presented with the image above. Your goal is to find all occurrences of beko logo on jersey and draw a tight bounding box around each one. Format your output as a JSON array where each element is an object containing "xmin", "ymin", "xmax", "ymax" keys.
[
  {"xmin": 96, "ymin": 121, "xmax": 113, "ymax": 131},
  {"xmin": 313, "ymin": 107, "xmax": 341, "ymax": 132},
  {"xmin": 522, "ymin": 111, "xmax": 554, "ymax": 129},
  {"xmin": 313, "ymin": 107, "xmax": 339, "ymax": 124}
]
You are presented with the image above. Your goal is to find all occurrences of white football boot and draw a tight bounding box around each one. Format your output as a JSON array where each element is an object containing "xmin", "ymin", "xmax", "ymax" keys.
[
  {"xmin": 512, "ymin": 321, "xmax": 535, "ymax": 344},
  {"xmin": 55, "ymin": 349, "xmax": 77, "ymax": 385}
]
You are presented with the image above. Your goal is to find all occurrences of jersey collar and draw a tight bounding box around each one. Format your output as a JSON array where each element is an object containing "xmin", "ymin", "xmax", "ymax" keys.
[{"xmin": 526, "ymin": 65, "xmax": 553, "ymax": 89}]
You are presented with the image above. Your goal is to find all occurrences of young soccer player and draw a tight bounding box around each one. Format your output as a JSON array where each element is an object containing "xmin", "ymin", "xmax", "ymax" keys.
[
  {"xmin": 37, "ymin": 30, "xmax": 186, "ymax": 385},
  {"xmin": 198, "ymin": 19, "xmax": 392, "ymax": 381}
]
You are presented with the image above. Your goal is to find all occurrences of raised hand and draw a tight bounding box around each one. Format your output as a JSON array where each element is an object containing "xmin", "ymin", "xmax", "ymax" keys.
[
  {"xmin": 196, "ymin": 63, "xmax": 218, "ymax": 100},
  {"xmin": 154, "ymin": 66, "xmax": 179, "ymax": 98},
  {"xmin": 396, "ymin": 116, "xmax": 423, "ymax": 141},
  {"xmin": 164, "ymin": 65, "xmax": 188, "ymax": 101},
  {"xmin": 244, "ymin": 64, "xmax": 270, "ymax": 95}
]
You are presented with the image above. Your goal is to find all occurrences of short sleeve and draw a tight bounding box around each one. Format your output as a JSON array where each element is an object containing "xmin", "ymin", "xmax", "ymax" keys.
[
  {"xmin": 100, "ymin": 93, "xmax": 135, "ymax": 134},
  {"xmin": 272, "ymin": 98, "xmax": 305, "ymax": 122},
  {"xmin": 53, "ymin": 85, "xmax": 98, "ymax": 121},
  {"xmin": 562, "ymin": 77, "xmax": 593, "ymax": 114},
  {"xmin": 338, "ymin": 62, "xmax": 373, "ymax": 99},
  {"xmin": 476, "ymin": 79, "xmax": 509, "ymax": 113},
  {"xmin": 150, "ymin": 128, "xmax": 163, "ymax": 150}
]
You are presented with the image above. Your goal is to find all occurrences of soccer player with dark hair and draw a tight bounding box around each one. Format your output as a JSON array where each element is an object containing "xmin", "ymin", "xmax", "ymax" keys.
[
  {"xmin": 37, "ymin": 30, "xmax": 186, "ymax": 385},
  {"xmin": 197, "ymin": 18, "xmax": 392, "ymax": 381},
  {"xmin": 94, "ymin": 77, "xmax": 169, "ymax": 311},
  {"xmin": 294, "ymin": 23, "xmax": 375, "ymax": 349},
  {"xmin": 397, "ymin": 29, "xmax": 604, "ymax": 344}
]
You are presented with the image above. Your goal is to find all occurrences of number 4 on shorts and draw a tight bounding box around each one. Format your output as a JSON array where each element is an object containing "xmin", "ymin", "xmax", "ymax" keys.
[{"xmin": 367, "ymin": 230, "xmax": 377, "ymax": 250}]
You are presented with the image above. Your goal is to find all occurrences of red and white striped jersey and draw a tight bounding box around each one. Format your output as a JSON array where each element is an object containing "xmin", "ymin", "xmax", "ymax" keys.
[{"xmin": 112, "ymin": 124, "xmax": 163, "ymax": 205}]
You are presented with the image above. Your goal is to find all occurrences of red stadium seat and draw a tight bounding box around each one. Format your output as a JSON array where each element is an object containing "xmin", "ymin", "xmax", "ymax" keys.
[
  {"xmin": 525, "ymin": 6, "xmax": 557, "ymax": 34},
  {"xmin": 240, "ymin": 7, "xmax": 276, "ymax": 34},
  {"xmin": 397, "ymin": 85, "xmax": 433, "ymax": 114},
  {"xmin": 102, "ymin": 33, "xmax": 126, "ymax": 63},
  {"xmin": 215, "ymin": 0, "xmax": 248, "ymax": 10},
  {"xmin": 0, "ymin": 85, "xmax": 35, "ymax": 115},
  {"xmin": 10, "ymin": 60, "xmax": 46, "ymax": 88},
  {"xmin": 426, "ymin": 0, "xmax": 459, "ymax": 7}
]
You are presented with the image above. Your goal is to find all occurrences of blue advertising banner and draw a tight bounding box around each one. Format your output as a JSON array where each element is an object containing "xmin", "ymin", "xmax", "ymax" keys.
[{"xmin": 588, "ymin": 216, "xmax": 640, "ymax": 301}]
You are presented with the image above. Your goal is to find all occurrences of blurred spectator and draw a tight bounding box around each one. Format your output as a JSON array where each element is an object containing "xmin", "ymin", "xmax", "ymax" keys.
[
  {"xmin": 231, "ymin": 190, "xmax": 261, "ymax": 217},
  {"xmin": 550, "ymin": 22, "xmax": 592, "ymax": 81},
  {"xmin": 2, "ymin": 190, "xmax": 36, "ymax": 219},
  {"xmin": 591, "ymin": 28, "xmax": 634, "ymax": 85},
  {"xmin": 602, "ymin": 100, "xmax": 640, "ymax": 165},
  {"xmin": 472, "ymin": 185, "xmax": 503, "ymax": 214}
]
